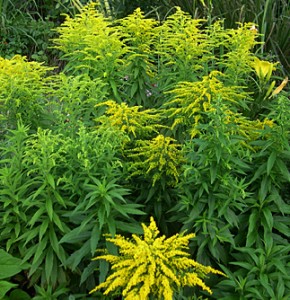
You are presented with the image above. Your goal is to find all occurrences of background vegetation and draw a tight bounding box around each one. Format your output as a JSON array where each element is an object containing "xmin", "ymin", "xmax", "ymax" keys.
[
  {"xmin": 0, "ymin": 1, "xmax": 289, "ymax": 299},
  {"xmin": 0, "ymin": 0, "xmax": 289, "ymax": 75}
]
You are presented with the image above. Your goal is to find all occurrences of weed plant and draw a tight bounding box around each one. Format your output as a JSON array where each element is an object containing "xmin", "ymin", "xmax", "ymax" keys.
[
  {"xmin": 165, "ymin": 0, "xmax": 290, "ymax": 76},
  {"xmin": 0, "ymin": 3, "xmax": 289, "ymax": 299}
]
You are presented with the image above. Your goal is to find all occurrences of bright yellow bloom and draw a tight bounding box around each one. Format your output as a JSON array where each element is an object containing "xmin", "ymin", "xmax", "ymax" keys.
[
  {"xmin": 96, "ymin": 100, "xmax": 162, "ymax": 138},
  {"xmin": 252, "ymin": 57, "xmax": 277, "ymax": 82},
  {"xmin": 90, "ymin": 217, "xmax": 225, "ymax": 299},
  {"xmin": 128, "ymin": 134, "xmax": 183, "ymax": 186}
]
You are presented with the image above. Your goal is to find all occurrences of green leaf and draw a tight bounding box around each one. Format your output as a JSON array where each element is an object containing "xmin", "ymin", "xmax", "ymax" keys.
[
  {"xmin": 259, "ymin": 175, "xmax": 270, "ymax": 201},
  {"xmin": 22, "ymin": 244, "xmax": 38, "ymax": 262},
  {"xmin": 210, "ymin": 163, "xmax": 217, "ymax": 184},
  {"xmin": 109, "ymin": 79, "xmax": 121, "ymax": 102},
  {"xmin": 266, "ymin": 151, "xmax": 276, "ymax": 175},
  {"xmin": 273, "ymin": 217, "xmax": 290, "ymax": 236},
  {"xmin": 46, "ymin": 198, "xmax": 54, "ymax": 221},
  {"xmin": 28, "ymin": 207, "xmax": 46, "ymax": 227},
  {"xmin": 115, "ymin": 221, "xmax": 143, "ymax": 234},
  {"xmin": 29, "ymin": 250, "xmax": 47, "ymax": 277},
  {"xmin": 90, "ymin": 224, "xmax": 100, "ymax": 256},
  {"xmin": 0, "ymin": 280, "xmax": 17, "ymax": 298},
  {"xmin": 66, "ymin": 240, "xmax": 90, "ymax": 270},
  {"xmin": 52, "ymin": 189, "xmax": 66, "ymax": 207},
  {"xmin": 107, "ymin": 215, "xmax": 116, "ymax": 236},
  {"xmin": 45, "ymin": 247, "xmax": 54, "ymax": 281},
  {"xmin": 9, "ymin": 289, "xmax": 31, "ymax": 300},
  {"xmin": 33, "ymin": 237, "xmax": 48, "ymax": 266},
  {"xmin": 130, "ymin": 82, "xmax": 138, "ymax": 98},
  {"xmin": 247, "ymin": 287, "xmax": 264, "ymax": 299},
  {"xmin": 49, "ymin": 226, "xmax": 60, "ymax": 256},
  {"xmin": 98, "ymin": 259, "xmax": 109, "ymax": 284},
  {"xmin": 0, "ymin": 250, "xmax": 30, "ymax": 279},
  {"xmin": 39, "ymin": 218, "xmax": 49, "ymax": 241},
  {"xmin": 122, "ymin": 204, "xmax": 146, "ymax": 215},
  {"xmin": 98, "ymin": 205, "xmax": 106, "ymax": 230},
  {"xmin": 52, "ymin": 211, "xmax": 65, "ymax": 232},
  {"xmin": 276, "ymin": 158, "xmax": 290, "ymax": 181},
  {"xmin": 261, "ymin": 207, "xmax": 273, "ymax": 231},
  {"xmin": 246, "ymin": 210, "xmax": 259, "ymax": 247},
  {"xmin": 46, "ymin": 173, "xmax": 55, "ymax": 189},
  {"xmin": 60, "ymin": 228, "xmax": 91, "ymax": 244},
  {"xmin": 251, "ymin": 163, "xmax": 267, "ymax": 183},
  {"xmin": 230, "ymin": 261, "xmax": 253, "ymax": 271},
  {"xmin": 28, "ymin": 183, "xmax": 46, "ymax": 202},
  {"xmin": 276, "ymin": 275, "xmax": 285, "ymax": 299},
  {"xmin": 80, "ymin": 261, "xmax": 98, "ymax": 285},
  {"xmin": 259, "ymin": 273, "xmax": 275, "ymax": 298}
]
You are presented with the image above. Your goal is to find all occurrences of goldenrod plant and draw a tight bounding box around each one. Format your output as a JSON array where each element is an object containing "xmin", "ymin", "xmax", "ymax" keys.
[
  {"xmin": 0, "ymin": 2, "xmax": 289, "ymax": 299},
  {"xmin": 0, "ymin": 55, "xmax": 53, "ymax": 132},
  {"xmin": 90, "ymin": 217, "xmax": 224, "ymax": 299},
  {"xmin": 95, "ymin": 100, "xmax": 162, "ymax": 138},
  {"xmin": 128, "ymin": 134, "xmax": 183, "ymax": 186}
]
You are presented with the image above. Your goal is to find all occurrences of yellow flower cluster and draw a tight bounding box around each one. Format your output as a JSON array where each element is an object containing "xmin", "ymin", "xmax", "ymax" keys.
[
  {"xmin": 118, "ymin": 8, "xmax": 158, "ymax": 53},
  {"xmin": 223, "ymin": 109, "xmax": 275, "ymax": 142},
  {"xmin": 95, "ymin": 100, "xmax": 161, "ymax": 138},
  {"xmin": 0, "ymin": 55, "xmax": 52, "ymax": 85},
  {"xmin": 90, "ymin": 217, "xmax": 224, "ymax": 299},
  {"xmin": 166, "ymin": 71, "xmax": 248, "ymax": 137},
  {"xmin": 128, "ymin": 134, "xmax": 183, "ymax": 186}
]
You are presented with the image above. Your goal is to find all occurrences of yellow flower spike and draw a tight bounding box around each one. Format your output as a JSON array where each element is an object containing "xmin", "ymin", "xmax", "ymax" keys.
[
  {"xmin": 128, "ymin": 134, "xmax": 183, "ymax": 186},
  {"xmin": 95, "ymin": 100, "xmax": 162, "ymax": 138},
  {"xmin": 90, "ymin": 217, "xmax": 225, "ymax": 299},
  {"xmin": 270, "ymin": 77, "xmax": 288, "ymax": 98}
]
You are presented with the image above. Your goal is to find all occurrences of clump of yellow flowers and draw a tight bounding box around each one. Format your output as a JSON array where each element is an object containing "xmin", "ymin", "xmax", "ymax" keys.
[{"xmin": 90, "ymin": 217, "xmax": 224, "ymax": 299}]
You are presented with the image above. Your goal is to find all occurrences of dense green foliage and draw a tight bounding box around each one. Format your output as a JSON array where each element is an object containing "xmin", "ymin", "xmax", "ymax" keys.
[{"xmin": 0, "ymin": 3, "xmax": 289, "ymax": 299}]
